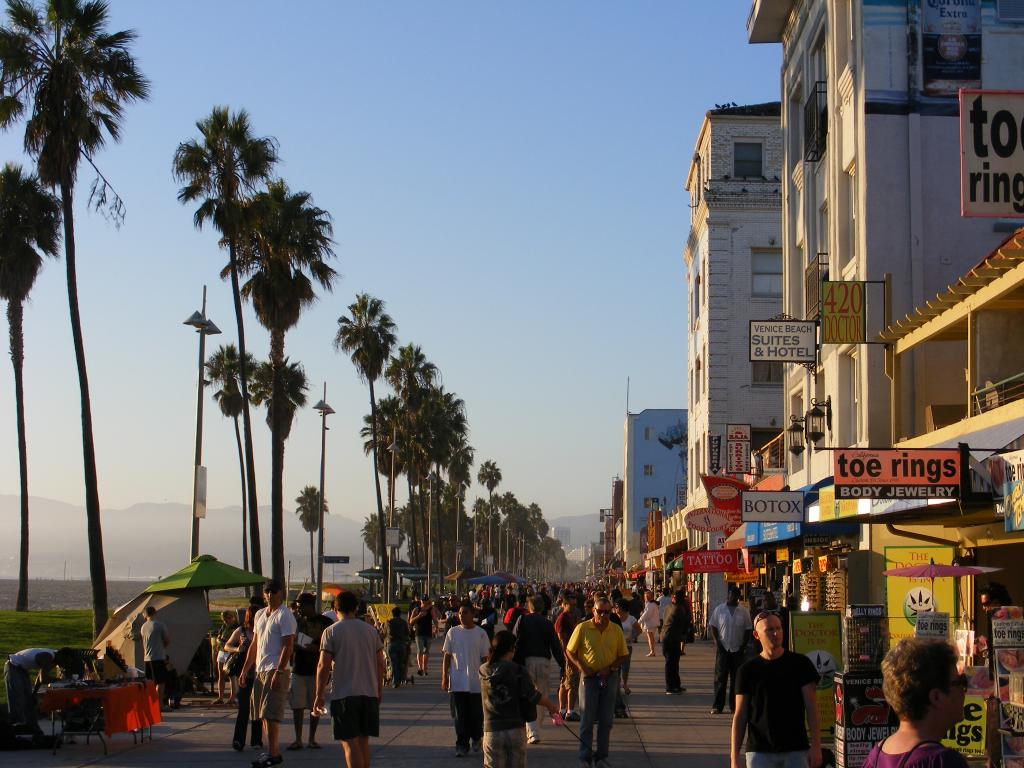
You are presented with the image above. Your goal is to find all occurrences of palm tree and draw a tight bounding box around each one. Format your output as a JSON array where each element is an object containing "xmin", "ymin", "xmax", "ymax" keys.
[
  {"xmin": 237, "ymin": 179, "xmax": 336, "ymax": 582},
  {"xmin": 205, "ymin": 344, "xmax": 256, "ymax": 571},
  {"xmin": 294, "ymin": 486, "xmax": 324, "ymax": 584},
  {"xmin": 477, "ymin": 460, "xmax": 502, "ymax": 571},
  {"xmin": 173, "ymin": 106, "xmax": 279, "ymax": 576},
  {"xmin": 447, "ymin": 435, "xmax": 474, "ymax": 570},
  {"xmin": 336, "ymin": 294, "xmax": 397, "ymax": 592},
  {"xmin": 0, "ymin": 0, "xmax": 150, "ymax": 635},
  {"xmin": 0, "ymin": 164, "xmax": 60, "ymax": 612}
]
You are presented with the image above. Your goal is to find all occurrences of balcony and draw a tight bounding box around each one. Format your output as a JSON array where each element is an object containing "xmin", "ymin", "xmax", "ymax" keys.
[
  {"xmin": 804, "ymin": 81, "xmax": 828, "ymax": 162},
  {"xmin": 804, "ymin": 253, "xmax": 829, "ymax": 320},
  {"xmin": 973, "ymin": 372, "xmax": 1024, "ymax": 417}
]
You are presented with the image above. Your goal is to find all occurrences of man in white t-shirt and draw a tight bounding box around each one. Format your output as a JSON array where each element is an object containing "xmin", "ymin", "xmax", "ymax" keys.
[
  {"xmin": 708, "ymin": 585, "xmax": 752, "ymax": 715},
  {"xmin": 442, "ymin": 602, "xmax": 491, "ymax": 757},
  {"xmin": 4, "ymin": 648, "xmax": 55, "ymax": 729},
  {"xmin": 239, "ymin": 579, "xmax": 297, "ymax": 768}
]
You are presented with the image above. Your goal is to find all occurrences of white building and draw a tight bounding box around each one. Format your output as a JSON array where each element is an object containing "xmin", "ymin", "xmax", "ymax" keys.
[
  {"xmin": 746, "ymin": 0, "xmax": 1024, "ymax": 491},
  {"xmin": 668, "ymin": 103, "xmax": 785, "ymax": 556},
  {"xmin": 622, "ymin": 408, "xmax": 687, "ymax": 569}
]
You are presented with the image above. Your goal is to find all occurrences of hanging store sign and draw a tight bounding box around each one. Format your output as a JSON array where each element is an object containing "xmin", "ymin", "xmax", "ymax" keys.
[
  {"xmin": 683, "ymin": 507, "xmax": 733, "ymax": 533},
  {"xmin": 923, "ymin": 0, "xmax": 981, "ymax": 98},
  {"xmin": 991, "ymin": 449, "xmax": 1024, "ymax": 532},
  {"xmin": 741, "ymin": 490, "xmax": 805, "ymax": 523},
  {"xmin": 677, "ymin": 549, "xmax": 740, "ymax": 574},
  {"xmin": 709, "ymin": 434, "xmax": 722, "ymax": 473},
  {"xmin": 701, "ymin": 474, "xmax": 746, "ymax": 510},
  {"xmin": 749, "ymin": 319, "xmax": 817, "ymax": 363},
  {"xmin": 960, "ymin": 90, "xmax": 1024, "ymax": 218},
  {"xmin": 726, "ymin": 423, "xmax": 751, "ymax": 474},
  {"xmin": 726, "ymin": 570, "xmax": 759, "ymax": 584},
  {"xmin": 834, "ymin": 449, "xmax": 961, "ymax": 499},
  {"xmin": 822, "ymin": 281, "xmax": 867, "ymax": 344}
]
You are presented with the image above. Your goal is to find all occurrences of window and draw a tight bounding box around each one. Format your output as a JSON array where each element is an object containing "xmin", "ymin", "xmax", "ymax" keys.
[
  {"xmin": 734, "ymin": 142, "xmax": 763, "ymax": 177},
  {"xmin": 643, "ymin": 427, "xmax": 654, "ymax": 440},
  {"xmin": 845, "ymin": 170, "xmax": 858, "ymax": 267},
  {"xmin": 643, "ymin": 496, "xmax": 660, "ymax": 510},
  {"xmin": 752, "ymin": 361, "xmax": 784, "ymax": 385},
  {"xmin": 752, "ymin": 251, "xmax": 783, "ymax": 296},
  {"xmin": 643, "ymin": 464, "xmax": 654, "ymax": 477}
]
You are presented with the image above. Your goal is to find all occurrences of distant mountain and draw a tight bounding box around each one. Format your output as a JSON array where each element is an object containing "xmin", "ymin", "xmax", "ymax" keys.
[
  {"xmin": 547, "ymin": 512, "xmax": 602, "ymax": 550},
  {"xmin": 0, "ymin": 495, "xmax": 363, "ymax": 582}
]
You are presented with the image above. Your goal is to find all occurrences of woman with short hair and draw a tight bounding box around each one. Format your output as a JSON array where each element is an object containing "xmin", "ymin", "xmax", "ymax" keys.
[{"xmin": 863, "ymin": 638, "xmax": 969, "ymax": 768}]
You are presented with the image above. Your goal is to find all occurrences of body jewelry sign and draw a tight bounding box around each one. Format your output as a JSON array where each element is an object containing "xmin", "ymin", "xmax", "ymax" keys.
[{"xmin": 834, "ymin": 449, "xmax": 961, "ymax": 499}]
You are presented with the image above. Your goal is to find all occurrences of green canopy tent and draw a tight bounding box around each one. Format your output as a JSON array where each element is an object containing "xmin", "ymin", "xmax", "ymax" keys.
[{"xmin": 144, "ymin": 554, "xmax": 265, "ymax": 593}]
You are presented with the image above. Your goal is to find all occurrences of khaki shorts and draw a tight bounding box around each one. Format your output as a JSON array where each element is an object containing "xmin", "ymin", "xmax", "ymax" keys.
[
  {"xmin": 561, "ymin": 664, "xmax": 580, "ymax": 692},
  {"xmin": 251, "ymin": 669, "xmax": 291, "ymax": 722},
  {"xmin": 288, "ymin": 673, "xmax": 316, "ymax": 710}
]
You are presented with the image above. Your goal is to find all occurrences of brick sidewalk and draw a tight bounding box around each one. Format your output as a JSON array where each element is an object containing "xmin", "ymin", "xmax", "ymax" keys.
[{"xmin": 18, "ymin": 640, "xmax": 732, "ymax": 768}]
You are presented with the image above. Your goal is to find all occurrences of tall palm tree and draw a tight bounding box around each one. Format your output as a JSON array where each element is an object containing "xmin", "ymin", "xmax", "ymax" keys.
[
  {"xmin": 205, "ymin": 344, "xmax": 256, "ymax": 571},
  {"xmin": 477, "ymin": 460, "xmax": 502, "ymax": 571},
  {"xmin": 0, "ymin": 0, "xmax": 150, "ymax": 635},
  {"xmin": 336, "ymin": 294, "xmax": 397, "ymax": 593},
  {"xmin": 173, "ymin": 106, "xmax": 279, "ymax": 576},
  {"xmin": 237, "ymin": 179, "xmax": 336, "ymax": 582},
  {"xmin": 447, "ymin": 435, "xmax": 474, "ymax": 570},
  {"xmin": 0, "ymin": 163, "xmax": 60, "ymax": 612},
  {"xmin": 294, "ymin": 486, "xmax": 324, "ymax": 584}
]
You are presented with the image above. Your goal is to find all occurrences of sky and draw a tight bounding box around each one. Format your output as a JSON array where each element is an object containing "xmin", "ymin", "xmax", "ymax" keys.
[{"xmin": 0, "ymin": 3, "xmax": 781, "ymax": 544}]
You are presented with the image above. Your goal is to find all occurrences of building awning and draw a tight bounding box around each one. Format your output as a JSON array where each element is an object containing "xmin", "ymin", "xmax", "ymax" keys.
[
  {"xmin": 724, "ymin": 525, "xmax": 747, "ymax": 550},
  {"xmin": 898, "ymin": 414, "xmax": 1024, "ymax": 462},
  {"xmin": 745, "ymin": 521, "xmax": 802, "ymax": 547}
]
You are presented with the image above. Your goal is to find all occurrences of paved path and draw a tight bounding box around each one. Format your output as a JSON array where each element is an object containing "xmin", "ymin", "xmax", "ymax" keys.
[{"xmin": 19, "ymin": 640, "xmax": 732, "ymax": 768}]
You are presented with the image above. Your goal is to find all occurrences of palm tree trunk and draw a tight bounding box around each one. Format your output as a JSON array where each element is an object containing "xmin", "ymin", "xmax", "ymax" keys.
[
  {"xmin": 61, "ymin": 183, "xmax": 107, "ymax": 637},
  {"xmin": 269, "ymin": 330, "xmax": 286, "ymax": 584},
  {"xmin": 233, "ymin": 416, "xmax": 249, "ymax": 572},
  {"xmin": 309, "ymin": 528, "xmax": 314, "ymax": 584},
  {"xmin": 368, "ymin": 380, "xmax": 389, "ymax": 598},
  {"xmin": 10, "ymin": 300, "xmax": 29, "ymax": 612},
  {"xmin": 417, "ymin": 483, "xmax": 428, "ymax": 572},
  {"xmin": 227, "ymin": 239, "xmax": 262, "ymax": 574}
]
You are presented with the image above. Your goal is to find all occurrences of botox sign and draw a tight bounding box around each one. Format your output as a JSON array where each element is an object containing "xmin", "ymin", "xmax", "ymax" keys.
[{"xmin": 741, "ymin": 491, "xmax": 805, "ymax": 523}]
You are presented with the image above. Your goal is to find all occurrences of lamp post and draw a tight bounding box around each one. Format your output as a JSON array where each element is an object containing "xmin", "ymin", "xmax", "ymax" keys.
[
  {"xmin": 387, "ymin": 427, "xmax": 397, "ymax": 602},
  {"xmin": 313, "ymin": 387, "xmax": 334, "ymax": 614},
  {"xmin": 184, "ymin": 287, "xmax": 221, "ymax": 561}
]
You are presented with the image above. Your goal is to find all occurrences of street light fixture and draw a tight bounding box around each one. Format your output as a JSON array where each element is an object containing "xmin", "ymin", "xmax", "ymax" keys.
[
  {"xmin": 184, "ymin": 287, "xmax": 221, "ymax": 561},
  {"xmin": 805, "ymin": 396, "xmax": 832, "ymax": 446},
  {"xmin": 787, "ymin": 415, "xmax": 806, "ymax": 456},
  {"xmin": 313, "ymin": 387, "xmax": 334, "ymax": 614}
]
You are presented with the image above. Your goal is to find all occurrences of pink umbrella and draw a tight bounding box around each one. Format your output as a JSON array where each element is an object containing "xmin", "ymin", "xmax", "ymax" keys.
[{"xmin": 882, "ymin": 559, "xmax": 1002, "ymax": 607}]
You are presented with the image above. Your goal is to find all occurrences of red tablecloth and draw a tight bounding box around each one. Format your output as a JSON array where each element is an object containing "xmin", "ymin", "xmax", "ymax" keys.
[{"xmin": 39, "ymin": 681, "xmax": 162, "ymax": 737}]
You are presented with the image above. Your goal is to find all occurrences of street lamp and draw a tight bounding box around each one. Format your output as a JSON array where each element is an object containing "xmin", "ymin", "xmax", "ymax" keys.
[
  {"xmin": 183, "ymin": 287, "xmax": 221, "ymax": 561},
  {"xmin": 806, "ymin": 396, "xmax": 832, "ymax": 446},
  {"xmin": 787, "ymin": 415, "xmax": 806, "ymax": 456},
  {"xmin": 313, "ymin": 387, "xmax": 334, "ymax": 614}
]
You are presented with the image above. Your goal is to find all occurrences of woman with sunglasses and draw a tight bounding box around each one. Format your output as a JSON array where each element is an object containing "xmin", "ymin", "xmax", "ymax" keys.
[{"xmin": 863, "ymin": 638, "xmax": 969, "ymax": 768}]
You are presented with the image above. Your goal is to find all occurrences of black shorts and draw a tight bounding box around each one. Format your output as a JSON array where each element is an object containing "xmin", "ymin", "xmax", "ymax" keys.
[
  {"xmin": 145, "ymin": 660, "xmax": 167, "ymax": 685},
  {"xmin": 331, "ymin": 695, "xmax": 380, "ymax": 741}
]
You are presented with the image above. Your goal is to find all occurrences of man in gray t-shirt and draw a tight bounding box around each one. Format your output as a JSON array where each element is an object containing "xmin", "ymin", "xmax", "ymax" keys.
[
  {"xmin": 140, "ymin": 606, "xmax": 170, "ymax": 706},
  {"xmin": 314, "ymin": 592, "xmax": 385, "ymax": 765}
]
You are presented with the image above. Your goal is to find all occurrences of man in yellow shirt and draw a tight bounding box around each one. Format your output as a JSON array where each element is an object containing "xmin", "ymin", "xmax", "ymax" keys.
[{"xmin": 565, "ymin": 597, "xmax": 629, "ymax": 768}]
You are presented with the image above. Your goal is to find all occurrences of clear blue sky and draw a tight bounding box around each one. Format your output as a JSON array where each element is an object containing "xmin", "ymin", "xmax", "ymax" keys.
[{"xmin": 0, "ymin": 3, "xmax": 779, "ymax": 537}]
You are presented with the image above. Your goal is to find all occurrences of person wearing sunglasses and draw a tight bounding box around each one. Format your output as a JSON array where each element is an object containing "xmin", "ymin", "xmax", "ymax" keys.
[
  {"xmin": 564, "ymin": 598, "xmax": 629, "ymax": 768},
  {"xmin": 862, "ymin": 638, "xmax": 969, "ymax": 768}
]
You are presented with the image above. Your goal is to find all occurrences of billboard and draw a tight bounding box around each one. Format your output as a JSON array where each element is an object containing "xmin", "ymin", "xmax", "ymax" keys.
[
  {"xmin": 749, "ymin": 319, "xmax": 817, "ymax": 363},
  {"xmin": 960, "ymin": 90, "xmax": 1024, "ymax": 218},
  {"xmin": 922, "ymin": 0, "xmax": 981, "ymax": 97},
  {"xmin": 833, "ymin": 449, "xmax": 960, "ymax": 499},
  {"xmin": 884, "ymin": 545, "xmax": 956, "ymax": 643}
]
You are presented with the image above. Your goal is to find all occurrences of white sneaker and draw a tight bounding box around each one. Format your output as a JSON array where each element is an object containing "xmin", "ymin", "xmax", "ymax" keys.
[{"xmin": 527, "ymin": 735, "xmax": 541, "ymax": 745}]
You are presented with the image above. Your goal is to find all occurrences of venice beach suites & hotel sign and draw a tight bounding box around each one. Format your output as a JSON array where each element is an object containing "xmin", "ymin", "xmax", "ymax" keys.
[
  {"xmin": 833, "ymin": 449, "xmax": 961, "ymax": 499},
  {"xmin": 749, "ymin": 319, "xmax": 816, "ymax": 364}
]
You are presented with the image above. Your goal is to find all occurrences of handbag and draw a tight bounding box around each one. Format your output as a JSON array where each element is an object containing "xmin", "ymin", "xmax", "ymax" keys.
[{"xmin": 225, "ymin": 633, "xmax": 251, "ymax": 678}]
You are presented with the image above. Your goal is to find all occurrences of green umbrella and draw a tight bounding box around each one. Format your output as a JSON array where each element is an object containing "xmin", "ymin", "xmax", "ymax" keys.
[{"xmin": 144, "ymin": 554, "xmax": 266, "ymax": 593}]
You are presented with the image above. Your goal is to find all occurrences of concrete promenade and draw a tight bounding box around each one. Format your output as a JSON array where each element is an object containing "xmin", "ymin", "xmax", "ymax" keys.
[{"xmin": 19, "ymin": 640, "xmax": 732, "ymax": 768}]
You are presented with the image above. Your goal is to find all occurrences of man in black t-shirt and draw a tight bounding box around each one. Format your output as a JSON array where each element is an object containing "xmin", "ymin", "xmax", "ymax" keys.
[{"xmin": 730, "ymin": 611, "xmax": 821, "ymax": 768}]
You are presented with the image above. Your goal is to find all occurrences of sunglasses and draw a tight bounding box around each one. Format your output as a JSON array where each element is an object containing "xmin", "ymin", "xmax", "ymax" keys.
[
  {"xmin": 949, "ymin": 673, "xmax": 969, "ymax": 690},
  {"xmin": 595, "ymin": 609, "xmax": 612, "ymax": 616}
]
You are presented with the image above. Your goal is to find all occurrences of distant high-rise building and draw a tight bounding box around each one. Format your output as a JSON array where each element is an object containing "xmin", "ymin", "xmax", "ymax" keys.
[{"xmin": 553, "ymin": 527, "xmax": 571, "ymax": 549}]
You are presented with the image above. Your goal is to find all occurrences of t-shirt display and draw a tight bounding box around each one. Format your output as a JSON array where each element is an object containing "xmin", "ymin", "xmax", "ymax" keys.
[{"xmin": 736, "ymin": 650, "xmax": 819, "ymax": 753}]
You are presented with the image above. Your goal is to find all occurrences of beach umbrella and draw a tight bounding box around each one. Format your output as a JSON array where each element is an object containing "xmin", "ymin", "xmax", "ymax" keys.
[
  {"xmin": 882, "ymin": 558, "xmax": 1001, "ymax": 607},
  {"xmin": 446, "ymin": 568, "xmax": 483, "ymax": 582},
  {"xmin": 466, "ymin": 572, "xmax": 523, "ymax": 586},
  {"xmin": 144, "ymin": 554, "xmax": 266, "ymax": 593}
]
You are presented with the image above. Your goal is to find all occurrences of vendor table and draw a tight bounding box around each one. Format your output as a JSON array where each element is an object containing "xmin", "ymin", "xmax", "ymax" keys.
[{"xmin": 39, "ymin": 681, "xmax": 162, "ymax": 754}]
